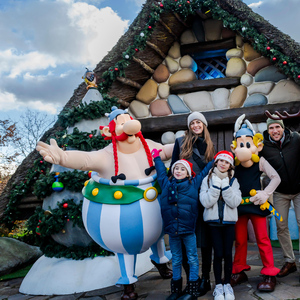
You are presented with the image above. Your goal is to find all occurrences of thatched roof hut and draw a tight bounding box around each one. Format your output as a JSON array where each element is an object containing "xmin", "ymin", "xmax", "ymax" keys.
[{"xmin": 1, "ymin": 0, "xmax": 299, "ymax": 221}]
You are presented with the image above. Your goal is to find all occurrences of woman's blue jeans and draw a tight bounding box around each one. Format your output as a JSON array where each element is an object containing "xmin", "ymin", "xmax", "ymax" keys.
[{"xmin": 169, "ymin": 233, "xmax": 199, "ymax": 281}]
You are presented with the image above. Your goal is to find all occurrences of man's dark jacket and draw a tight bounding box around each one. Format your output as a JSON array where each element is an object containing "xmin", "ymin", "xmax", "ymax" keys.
[{"xmin": 260, "ymin": 129, "xmax": 300, "ymax": 195}]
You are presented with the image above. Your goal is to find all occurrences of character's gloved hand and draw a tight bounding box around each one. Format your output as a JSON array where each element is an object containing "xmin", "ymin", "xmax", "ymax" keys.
[
  {"xmin": 151, "ymin": 148, "xmax": 162, "ymax": 158},
  {"xmin": 221, "ymin": 177, "xmax": 230, "ymax": 190},
  {"xmin": 250, "ymin": 190, "xmax": 269, "ymax": 205},
  {"xmin": 211, "ymin": 174, "xmax": 222, "ymax": 189}
]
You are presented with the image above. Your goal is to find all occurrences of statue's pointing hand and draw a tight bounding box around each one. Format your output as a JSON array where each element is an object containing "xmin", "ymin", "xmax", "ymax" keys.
[{"xmin": 36, "ymin": 139, "xmax": 64, "ymax": 165}]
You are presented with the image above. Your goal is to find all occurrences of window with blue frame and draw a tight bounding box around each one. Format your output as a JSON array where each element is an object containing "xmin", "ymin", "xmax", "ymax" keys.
[{"xmin": 193, "ymin": 49, "xmax": 228, "ymax": 80}]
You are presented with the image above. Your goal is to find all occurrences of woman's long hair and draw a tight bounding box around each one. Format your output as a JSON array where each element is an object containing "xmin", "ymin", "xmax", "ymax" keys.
[{"xmin": 180, "ymin": 124, "xmax": 215, "ymax": 162}]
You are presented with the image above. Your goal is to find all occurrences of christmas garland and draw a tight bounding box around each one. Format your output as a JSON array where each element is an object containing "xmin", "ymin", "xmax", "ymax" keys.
[
  {"xmin": 27, "ymin": 200, "xmax": 113, "ymax": 259},
  {"xmin": 57, "ymin": 95, "xmax": 118, "ymax": 128},
  {"xmin": 33, "ymin": 170, "xmax": 88, "ymax": 199},
  {"xmin": 96, "ymin": 0, "xmax": 300, "ymax": 95},
  {"xmin": 54, "ymin": 127, "xmax": 110, "ymax": 152},
  {"xmin": 2, "ymin": 159, "xmax": 51, "ymax": 227}
]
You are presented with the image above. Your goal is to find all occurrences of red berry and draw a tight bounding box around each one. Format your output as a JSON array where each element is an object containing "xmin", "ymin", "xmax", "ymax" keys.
[
  {"xmin": 67, "ymin": 219, "xmax": 70, "ymax": 222},
  {"xmin": 135, "ymin": 48, "xmax": 139, "ymax": 52},
  {"xmin": 298, "ymin": 75, "xmax": 300, "ymax": 79},
  {"xmin": 272, "ymin": 57, "xmax": 277, "ymax": 61},
  {"xmin": 187, "ymin": 0, "xmax": 190, "ymax": 3},
  {"xmin": 89, "ymin": 134, "xmax": 93, "ymax": 138},
  {"xmin": 40, "ymin": 160, "xmax": 43, "ymax": 163},
  {"xmin": 160, "ymin": 3, "xmax": 164, "ymax": 8},
  {"xmin": 63, "ymin": 203, "xmax": 68, "ymax": 208},
  {"xmin": 266, "ymin": 46, "xmax": 271, "ymax": 51},
  {"xmin": 283, "ymin": 61, "xmax": 287, "ymax": 65},
  {"xmin": 148, "ymin": 25, "xmax": 152, "ymax": 29},
  {"xmin": 114, "ymin": 67, "xmax": 118, "ymax": 71}
]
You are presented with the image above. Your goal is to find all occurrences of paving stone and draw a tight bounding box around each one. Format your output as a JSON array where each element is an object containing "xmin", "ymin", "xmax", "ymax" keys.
[
  {"xmin": 50, "ymin": 295, "xmax": 77, "ymax": 300},
  {"xmin": 7, "ymin": 295, "xmax": 32, "ymax": 300}
]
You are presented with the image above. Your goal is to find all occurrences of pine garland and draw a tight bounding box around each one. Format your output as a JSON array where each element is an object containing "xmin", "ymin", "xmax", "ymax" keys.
[
  {"xmin": 27, "ymin": 200, "xmax": 113, "ymax": 259},
  {"xmin": 55, "ymin": 128, "xmax": 110, "ymax": 152},
  {"xmin": 57, "ymin": 96, "xmax": 118, "ymax": 128},
  {"xmin": 33, "ymin": 170, "xmax": 88, "ymax": 199}
]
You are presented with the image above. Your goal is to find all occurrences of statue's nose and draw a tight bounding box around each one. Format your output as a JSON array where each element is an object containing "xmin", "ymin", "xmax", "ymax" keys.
[{"xmin": 123, "ymin": 120, "xmax": 141, "ymax": 135}]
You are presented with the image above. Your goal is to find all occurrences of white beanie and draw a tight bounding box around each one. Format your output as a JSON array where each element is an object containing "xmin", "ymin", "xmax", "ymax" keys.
[{"xmin": 187, "ymin": 111, "xmax": 208, "ymax": 127}]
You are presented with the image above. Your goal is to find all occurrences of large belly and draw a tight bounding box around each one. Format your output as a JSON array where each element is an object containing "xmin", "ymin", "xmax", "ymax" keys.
[{"xmin": 82, "ymin": 197, "xmax": 163, "ymax": 254}]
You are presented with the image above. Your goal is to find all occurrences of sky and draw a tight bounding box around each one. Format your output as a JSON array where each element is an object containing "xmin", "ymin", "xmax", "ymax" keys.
[{"xmin": 0, "ymin": 0, "xmax": 299, "ymax": 124}]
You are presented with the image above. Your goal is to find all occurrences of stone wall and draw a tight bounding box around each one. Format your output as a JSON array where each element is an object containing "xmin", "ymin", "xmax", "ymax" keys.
[{"xmin": 128, "ymin": 16, "xmax": 300, "ymax": 143}]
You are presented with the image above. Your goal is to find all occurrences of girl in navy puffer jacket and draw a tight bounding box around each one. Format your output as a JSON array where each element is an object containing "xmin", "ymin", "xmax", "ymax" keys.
[{"xmin": 152, "ymin": 149, "xmax": 212, "ymax": 300}]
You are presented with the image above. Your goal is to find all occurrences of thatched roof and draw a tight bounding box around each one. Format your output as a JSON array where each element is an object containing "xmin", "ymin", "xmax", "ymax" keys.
[{"xmin": 1, "ymin": 0, "xmax": 299, "ymax": 219}]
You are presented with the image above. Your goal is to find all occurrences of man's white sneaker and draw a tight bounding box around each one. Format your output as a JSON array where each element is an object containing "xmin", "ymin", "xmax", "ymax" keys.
[
  {"xmin": 213, "ymin": 284, "xmax": 224, "ymax": 300},
  {"xmin": 224, "ymin": 283, "xmax": 235, "ymax": 300}
]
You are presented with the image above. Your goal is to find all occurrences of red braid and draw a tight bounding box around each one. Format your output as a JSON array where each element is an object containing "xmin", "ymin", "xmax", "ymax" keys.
[
  {"xmin": 111, "ymin": 135, "xmax": 119, "ymax": 176},
  {"xmin": 137, "ymin": 132, "xmax": 153, "ymax": 168}
]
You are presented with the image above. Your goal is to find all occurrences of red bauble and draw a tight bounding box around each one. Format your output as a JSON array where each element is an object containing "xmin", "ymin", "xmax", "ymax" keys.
[
  {"xmin": 89, "ymin": 134, "xmax": 93, "ymax": 138},
  {"xmin": 63, "ymin": 203, "xmax": 68, "ymax": 208},
  {"xmin": 283, "ymin": 61, "xmax": 287, "ymax": 65},
  {"xmin": 272, "ymin": 57, "xmax": 277, "ymax": 61},
  {"xmin": 266, "ymin": 46, "xmax": 271, "ymax": 51}
]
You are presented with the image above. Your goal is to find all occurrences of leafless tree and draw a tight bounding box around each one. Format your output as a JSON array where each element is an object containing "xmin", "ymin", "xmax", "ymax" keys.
[
  {"xmin": 13, "ymin": 109, "xmax": 56, "ymax": 161},
  {"xmin": 0, "ymin": 119, "xmax": 20, "ymax": 165}
]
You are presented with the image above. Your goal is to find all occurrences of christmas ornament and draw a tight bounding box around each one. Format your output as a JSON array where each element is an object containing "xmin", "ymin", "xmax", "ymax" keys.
[{"xmin": 52, "ymin": 172, "xmax": 64, "ymax": 192}]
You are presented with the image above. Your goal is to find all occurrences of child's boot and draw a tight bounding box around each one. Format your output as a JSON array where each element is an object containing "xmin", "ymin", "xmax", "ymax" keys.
[
  {"xmin": 223, "ymin": 283, "xmax": 235, "ymax": 300},
  {"xmin": 198, "ymin": 275, "xmax": 211, "ymax": 296},
  {"xmin": 213, "ymin": 284, "xmax": 224, "ymax": 300},
  {"xmin": 177, "ymin": 278, "xmax": 200, "ymax": 300},
  {"xmin": 167, "ymin": 278, "xmax": 182, "ymax": 300}
]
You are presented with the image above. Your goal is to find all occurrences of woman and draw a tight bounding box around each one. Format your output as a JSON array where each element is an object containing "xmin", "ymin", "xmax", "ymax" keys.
[{"xmin": 169, "ymin": 111, "xmax": 215, "ymax": 297}]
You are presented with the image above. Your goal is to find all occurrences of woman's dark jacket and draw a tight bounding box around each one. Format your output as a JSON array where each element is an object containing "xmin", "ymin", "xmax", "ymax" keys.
[
  {"xmin": 170, "ymin": 136, "xmax": 207, "ymax": 175},
  {"xmin": 154, "ymin": 156, "xmax": 212, "ymax": 237},
  {"xmin": 260, "ymin": 129, "xmax": 300, "ymax": 195}
]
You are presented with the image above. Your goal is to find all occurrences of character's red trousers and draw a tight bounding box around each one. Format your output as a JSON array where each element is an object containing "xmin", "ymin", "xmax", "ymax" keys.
[{"xmin": 232, "ymin": 214, "xmax": 280, "ymax": 276}]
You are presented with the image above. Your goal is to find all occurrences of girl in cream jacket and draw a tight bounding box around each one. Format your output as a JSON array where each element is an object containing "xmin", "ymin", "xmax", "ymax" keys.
[{"xmin": 200, "ymin": 151, "xmax": 241, "ymax": 300}]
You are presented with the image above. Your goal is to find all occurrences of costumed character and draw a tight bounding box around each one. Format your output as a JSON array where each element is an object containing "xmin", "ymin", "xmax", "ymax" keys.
[
  {"xmin": 230, "ymin": 114, "xmax": 281, "ymax": 292},
  {"xmin": 36, "ymin": 106, "xmax": 173, "ymax": 300}
]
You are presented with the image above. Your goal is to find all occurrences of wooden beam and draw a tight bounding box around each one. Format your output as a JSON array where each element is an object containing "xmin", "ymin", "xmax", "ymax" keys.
[
  {"xmin": 117, "ymin": 76, "xmax": 142, "ymax": 89},
  {"xmin": 146, "ymin": 41, "xmax": 166, "ymax": 59},
  {"xmin": 181, "ymin": 38, "xmax": 236, "ymax": 57},
  {"xmin": 173, "ymin": 12, "xmax": 189, "ymax": 28},
  {"xmin": 170, "ymin": 78, "xmax": 240, "ymax": 94},
  {"xmin": 158, "ymin": 18, "xmax": 178, "ymax": 40},
  {"xmin": 138, "ymin": 102, "xmax": 300, "ymax": 134},
  {"xmin": 132, "ymin": 57, "xmax": 155, "ymax": 74},
  {"xmin": 117, "ymin": 99, "xmax": 130, "ymax": 107}
]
